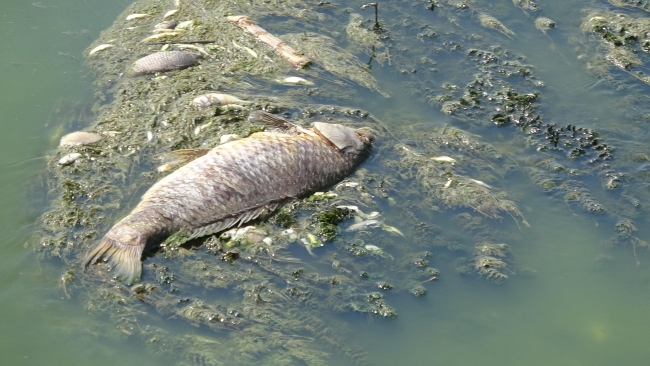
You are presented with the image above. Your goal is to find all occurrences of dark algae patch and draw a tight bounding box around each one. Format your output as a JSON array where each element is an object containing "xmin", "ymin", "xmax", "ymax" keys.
[{"xmin": 33, "ymin": 0, "xmax": 650, "ymax": 365}]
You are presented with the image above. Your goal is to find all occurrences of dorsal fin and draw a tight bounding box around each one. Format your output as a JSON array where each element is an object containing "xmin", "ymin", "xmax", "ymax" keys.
[
  {"xmin": 247, "ymin": 110, "xmax": 307, "ymax": 134},
  {"xmin": 157, "ymin": 148, "xmax": 212, "ymax": 169}
]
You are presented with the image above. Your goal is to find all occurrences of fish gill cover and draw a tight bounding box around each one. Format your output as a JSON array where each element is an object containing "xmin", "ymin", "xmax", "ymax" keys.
[{"xmin": 35, "ymin": 0, "xmax": 650, "ymax": 365}]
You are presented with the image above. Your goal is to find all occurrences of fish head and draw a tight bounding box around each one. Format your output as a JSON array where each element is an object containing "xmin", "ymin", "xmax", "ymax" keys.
[{"xmin": 313, "ymin": 122, "xmax": 373, "ymax": 155}]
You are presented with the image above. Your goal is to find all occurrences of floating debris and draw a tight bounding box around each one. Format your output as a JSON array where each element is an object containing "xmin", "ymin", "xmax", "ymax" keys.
[
  {"xmin": 154, "ymin": 20, "xmax": 178, "ymax": 30},
  {"xmin": 130, "ymin": 51, "xmax": 199, "ymax": 75},
  {"xmin": 232, "ymin": 40, "xmax": 258, "ymax": 58},
  {"xmin": 88, "ymin": 44, "xmax": 113, "ymax": 56},
  {"xmin": 277, "ymin": 76, "xmax": 314, "ymax": 85},
  {"xmin": 59, "ymin": 131, "xmax": 102, "ymax": 146},
  {"xmin": 126, "ymin": 13, "xmax": 149, "ymax": 20},
  {"xmin": 512, "ymin": 0, "xmax": 540, "ymax": 13},
  {"xmin": 431, "ymin": 156, "xmax": 456, "ymax": 163},
  {"xmin": 345, "ymin": 219, "xmax": 403, "ymax": 235},
  {"xmin": 534, "ymin": 17, "xmax": 556, "ymax": 34},
  {"xmin": 58, "ymin": 153, "xmax": 82, "ymax": 166},
  {"xmin": 176, "ymin": 20, "xmax": 194, "ymax": 29},
  {"xmin": 219, "ymin": 226, "xmax": 267, "ymax": 247},
  {"xmin": 174, "ymin": 44, "xmax": 209, "ymax": 57},
  {"xmin": 227, "ymin": 15, "xmax": 311, "ymax": 68},
  {"xmin": 163, "ymin": 9, "xmax": 178, "ymax": 19},
  {"xmin": 141, "ymin": 32, "xmax": 180, "ymax": 42},
  {"xmin": 283, "ymin": 32, "xmax": 389, "ymax": 96},
  {"xmin": 192, "ymin": 93, "xmax": 248, "ymax": 108},
  {"xmin": 478, "ymin": 13, "xmax": 515, "ymax": 37}
]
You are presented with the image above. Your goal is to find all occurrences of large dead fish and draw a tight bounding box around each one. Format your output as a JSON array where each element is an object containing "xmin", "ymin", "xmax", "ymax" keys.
[
  {"xmin": 130, "ymin": 50, "xmax": 199, "ymax": 76},
  {"xmin": 84, "ymin": 111, "xmax": 374, "ymax": 283}
]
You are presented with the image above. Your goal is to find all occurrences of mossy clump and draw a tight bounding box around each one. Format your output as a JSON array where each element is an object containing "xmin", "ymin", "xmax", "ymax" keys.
[{"xmin": 313, "ymin": 207, "xmax": 352, "ymax": 241}]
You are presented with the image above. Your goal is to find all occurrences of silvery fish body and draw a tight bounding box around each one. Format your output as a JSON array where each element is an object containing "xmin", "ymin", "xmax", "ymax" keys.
[
  {"xmin": 131, "ymin": 51, "xmax": 199, "ymax": 75},
  {"xmin": 84, "ymin": 111, "xmax": 374, "ymax": 283}
]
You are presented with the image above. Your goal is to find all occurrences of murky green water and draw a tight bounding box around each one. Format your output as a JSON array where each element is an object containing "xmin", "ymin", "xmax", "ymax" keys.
[{"xmin": 3, "ymin": 0, "xmax": 650, "ymax": 365}]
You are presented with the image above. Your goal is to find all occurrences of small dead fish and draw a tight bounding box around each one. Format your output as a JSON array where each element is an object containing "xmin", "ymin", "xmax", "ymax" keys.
[
  {"xmin": 470, "ymin": 179, "xmax": 492, "ymax": 189},
  {"xmin": 88, "ymin": 44, "xmax": 113, "ymax": 56},
  {"xmin": 163, "ymin": 9, "xmax": 178, "ymax": 19},
  {"xmin": 60, "ymin": 131, "xmax": 102, "ymax": 146},
  {"xmin": 431, "ymin": 156, "xmax": 456, "ymax": 163},
  {"xmin": 192, "ymin": 93, "xmax": 247, "ymax": 108},
  {"xmin": 175, "ymin": 44, "xmax": 209, "ymax": 57},
  {"xmin": 130, "ymin": 51, "xmax": 199, "ymax": 76},
  {"xmin": 176, "ymin": 20, "xmax": 195, "ymax": 29},
  {"xmin": 84, "ymin": 111, "xmax": 374, "ymax": 283},
  {"xmin": 277, "ymin": 76, "xmax": 314, "ymax": 85},
  {"xmin": 58, "ymin": 153, "xmax": 81, "ymax": 165},
  {"xmin": 232, "ymin": 41, "xmax": 258, "ymax": 58},
  {"xmin": 126, "ymin": 13, "xmax": 149, "ymax": 20},
  {"xmin": 141, "ymin": 32, "xmax": 180, "ymax": 42},
  {"xmin": 346, "ymin": 220, "xmax": 380, "ymax": 232},
  {"xmin": 154, "ymin": 20, "xmax": 179, "ymax": 30}
]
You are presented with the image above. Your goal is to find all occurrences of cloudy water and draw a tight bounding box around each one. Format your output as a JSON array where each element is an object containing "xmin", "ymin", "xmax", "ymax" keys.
[{"xmin": 3, "ymin": 0, "xmax": 650, "ymax": 365}]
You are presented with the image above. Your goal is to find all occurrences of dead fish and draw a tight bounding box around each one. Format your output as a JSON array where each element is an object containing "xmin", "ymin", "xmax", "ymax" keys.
[
  {"xmin": 88, "ymin": 44, "xmax": 113, "ymax": 56},
  {"xmin": 84, "ymin": 111, "xmax": 374, "ymax": 283},
  {"xmin": 176, "ymin": 20, "xmax": 195, "ymax": 30},
  {"xmin": 141, "ymin": 32, "xmax": 180, "ymax": 42},
  {"xmin": 60, "ymin": 131, "xmax": 102, "ymax": 146},
  {"xmin": 154, "ymin": 20, "xmax": 179, "ymax": 30},
  {"xmin": 130, "ymin": 51, "xmax": 199, "ymax": 76},
  {"xmin": 192, "ymin": 93, "xmax": 247, "ymax": 108},
  {"xmin": 277, "ymin": 76, "xmax": 314, "ymax": 85},
  {"xmin": 126, "ymin": 13, "xmax": 149, "ymax": 20},
  {"xmin": 58, "ymin": 153, "xmax": 81, "ymax": 165},
  {"xmin": 346, "ymin": 219, "xmax": 380, "ymax": 232},
  {"xmin": 163, "ymin": 9, "xmax": 178, "ymax": 19}
]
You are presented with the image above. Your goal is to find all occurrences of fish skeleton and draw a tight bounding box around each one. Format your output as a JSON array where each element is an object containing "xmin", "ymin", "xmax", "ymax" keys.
[{"xmin": 84, "ymin": 111, "xmax": 374, "ymax": 283}]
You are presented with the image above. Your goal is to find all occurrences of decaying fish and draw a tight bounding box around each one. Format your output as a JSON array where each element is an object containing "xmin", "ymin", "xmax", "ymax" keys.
[
  {"xmin": 130, "ymin": 51, "xmax": 199, "ymax": 75},
  {"xmin": 192, "ymin": 93, "xmax": 248, "ymax": 108},
  {"xmin": 84, "ymin": 111, "xmax": 374, "ymax": 283},
  {"xmin": 60, "ymin": 131, "xmax": 102, "ymax": 146}
]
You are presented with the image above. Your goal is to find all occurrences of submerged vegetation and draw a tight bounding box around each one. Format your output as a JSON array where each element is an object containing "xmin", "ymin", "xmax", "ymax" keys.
[{"xmin": 33, "ymin": 0, "xmax": 650, "ymax": 365}]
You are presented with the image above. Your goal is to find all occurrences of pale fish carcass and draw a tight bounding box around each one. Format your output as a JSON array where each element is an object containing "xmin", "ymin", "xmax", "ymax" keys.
[
  {"xmin": 192, "ymin": 93, "xmax": 248, "ymax": 108},
  {"xmin": 84, "ymin": 111, "xmax": 374, "ymax": 283}
]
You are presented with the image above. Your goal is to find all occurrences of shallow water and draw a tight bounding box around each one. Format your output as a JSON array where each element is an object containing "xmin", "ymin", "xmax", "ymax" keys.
[{"xmin": 3, "ymin": 0, "xmax": 650, "ymax": 365}]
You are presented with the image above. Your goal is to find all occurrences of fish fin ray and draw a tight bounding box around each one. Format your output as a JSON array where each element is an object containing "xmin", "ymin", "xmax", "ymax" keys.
[
  {"xmin": 158, "ymin": 148, "xmax": 212, "ymax": 166},
  {"xmin": 83, "ymin": 237, "xmax": 143, "ymax": 284},
  {"xmin": 247, "ymin": 111, "xmax": 303, "ymax": 134},
  {"xmin": 187, "ymin": 203, "xmax": 280, "ymax": 239}
]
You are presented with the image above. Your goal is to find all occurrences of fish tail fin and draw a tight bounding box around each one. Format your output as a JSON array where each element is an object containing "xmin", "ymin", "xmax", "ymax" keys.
[{"xmin": 83, "ymin": 234, "xmax": 144, "ymax": 285}]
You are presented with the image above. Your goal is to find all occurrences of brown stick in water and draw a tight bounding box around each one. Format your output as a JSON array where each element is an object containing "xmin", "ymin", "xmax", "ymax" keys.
[{"xmin": 226, "ymin": 15, "xmax": 311, "ymax": 68}]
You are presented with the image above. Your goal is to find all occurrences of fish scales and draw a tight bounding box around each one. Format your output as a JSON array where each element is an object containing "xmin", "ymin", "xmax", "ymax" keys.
[
  {"xmin": 84, "ymin": 111, "xmax": 373, "ymax": 283},
  {"xmin": 131, "ymin": 51, "xmax": 199, "ymax": 75}
]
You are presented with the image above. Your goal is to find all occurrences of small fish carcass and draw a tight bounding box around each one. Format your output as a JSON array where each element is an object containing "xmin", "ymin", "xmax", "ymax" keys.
[{"xmin": 84, "ymin": 111, "xmax": 374, "ymax": 283}]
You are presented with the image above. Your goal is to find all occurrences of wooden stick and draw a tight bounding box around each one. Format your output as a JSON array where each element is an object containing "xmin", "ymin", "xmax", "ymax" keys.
[{"xmin": 227, "ymin": 15, "xmax": 311, "ymax": 68}]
